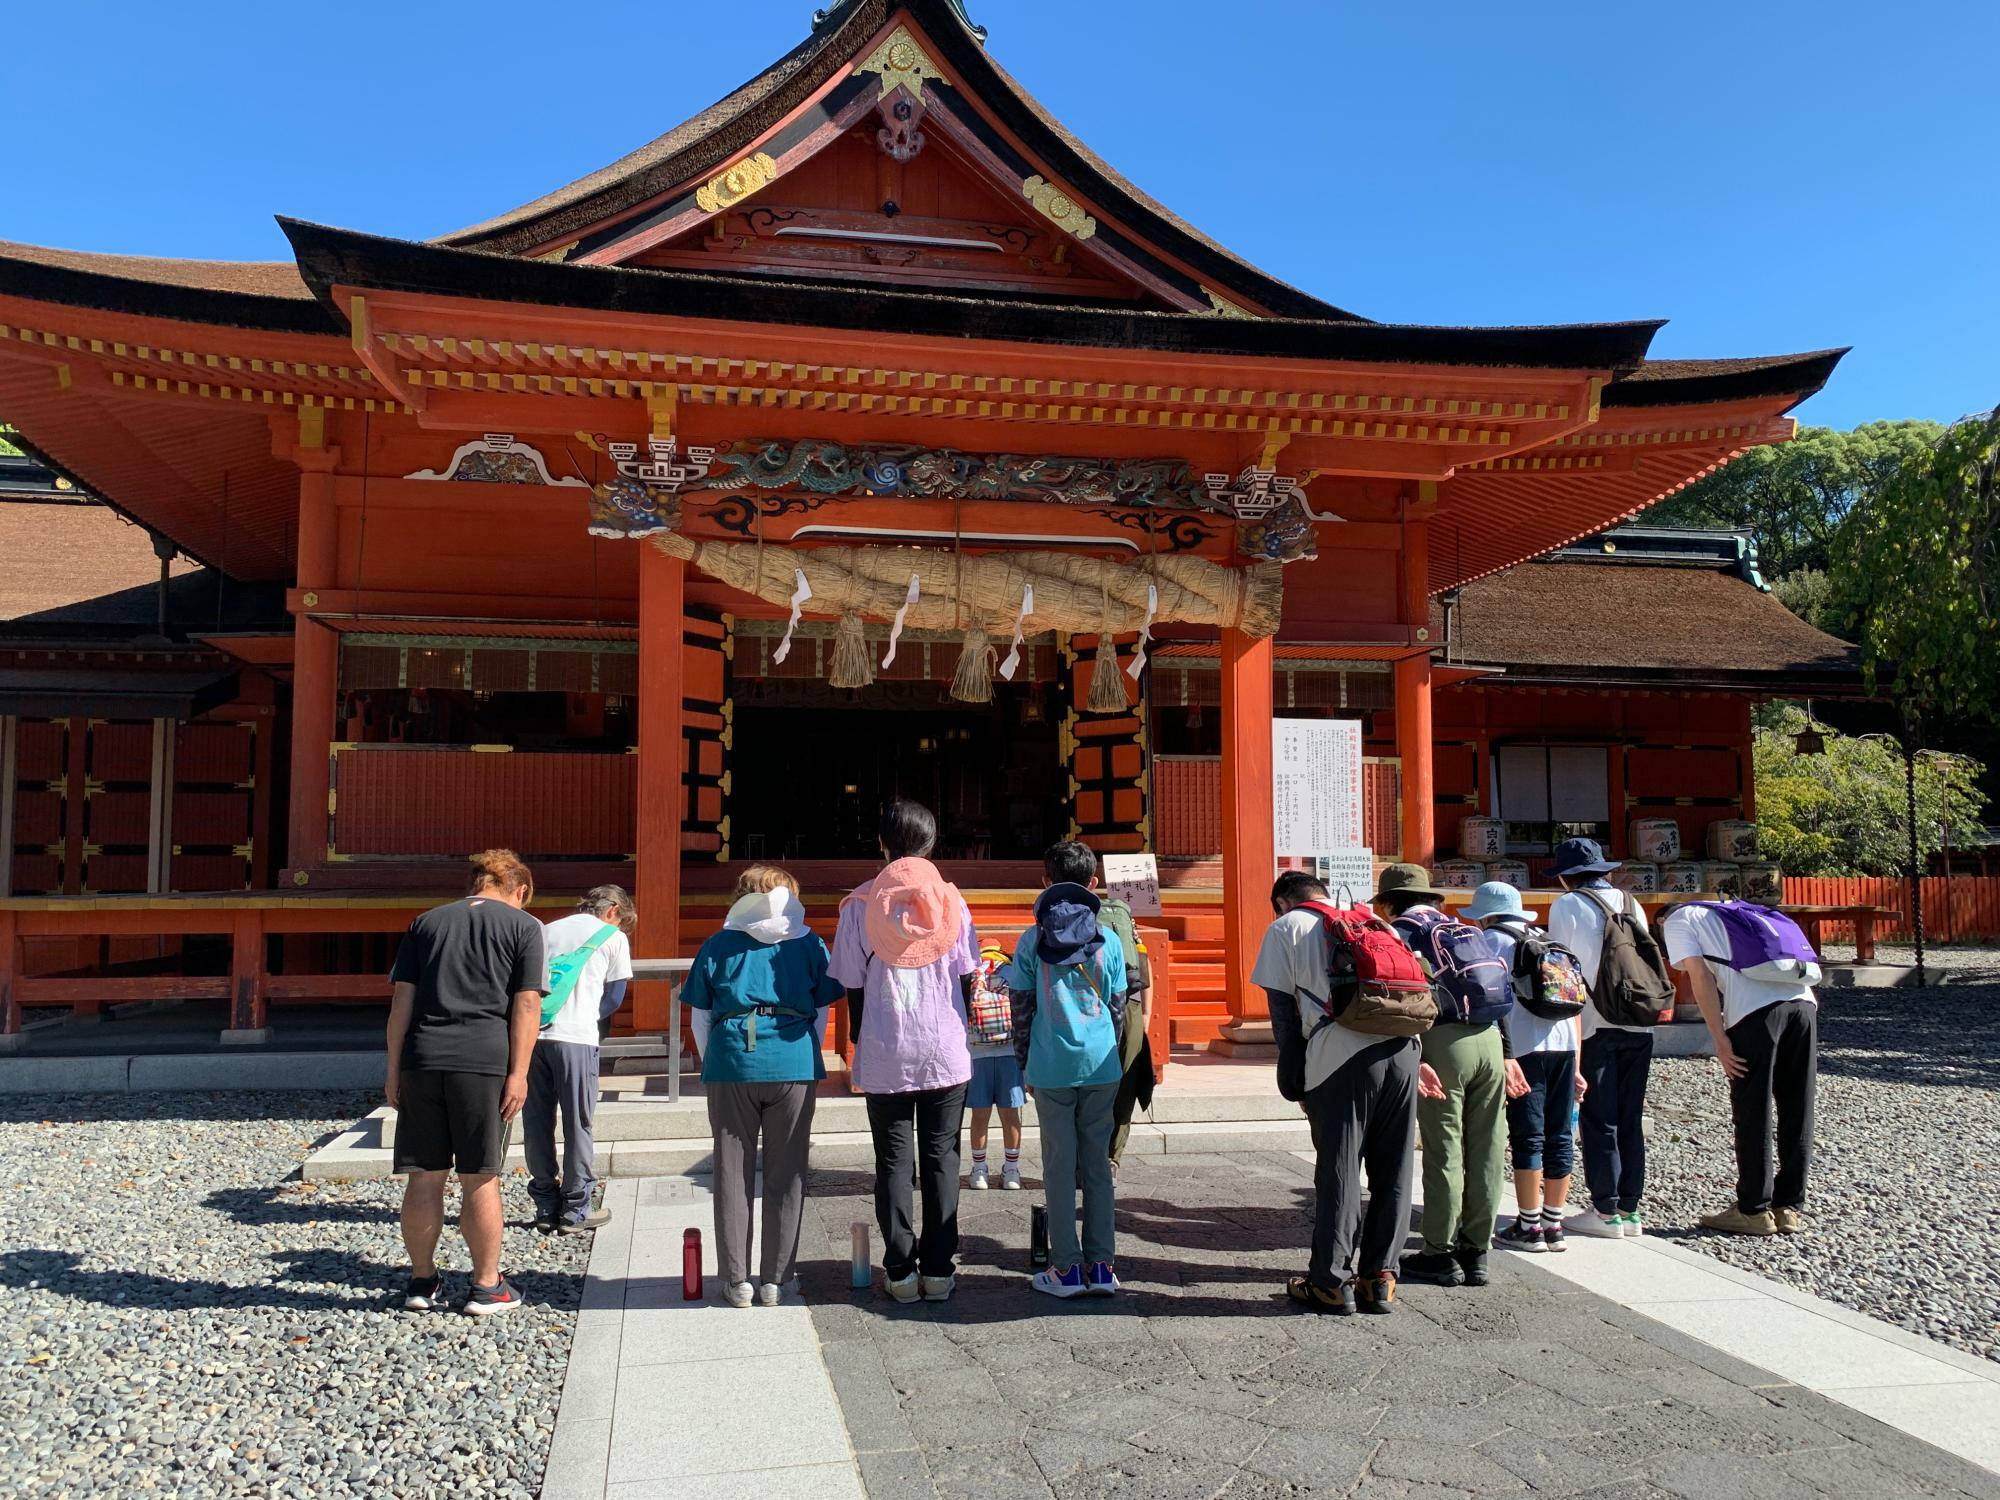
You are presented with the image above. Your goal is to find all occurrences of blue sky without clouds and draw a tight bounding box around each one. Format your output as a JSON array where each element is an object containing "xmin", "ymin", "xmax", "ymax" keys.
[{"xmin": 3, "ymin": 1, "xmax": 1992, "ymax": 429}]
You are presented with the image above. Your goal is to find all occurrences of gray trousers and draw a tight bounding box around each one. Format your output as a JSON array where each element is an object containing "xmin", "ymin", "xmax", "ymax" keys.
[
  {"xmin": 524, "ymin": 1039, "xmax": 600, "ymax": 1221},
  {"xmin": 1039, "ymin": 1082, "xmax": 1118, "ymax": 1269},
  {"xmin": 1303, "ymin": 1038, "xmax": 1419, "ymax": 1287},
  {"xmin": 708, "ymin": 1081, "xmax": 818, "ymax": 1286}
]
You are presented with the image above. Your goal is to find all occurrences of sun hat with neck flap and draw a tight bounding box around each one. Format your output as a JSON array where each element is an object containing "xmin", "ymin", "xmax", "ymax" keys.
[{"xmin": 856, "ymin": 856, "xmax": 964, "ymax": 969}]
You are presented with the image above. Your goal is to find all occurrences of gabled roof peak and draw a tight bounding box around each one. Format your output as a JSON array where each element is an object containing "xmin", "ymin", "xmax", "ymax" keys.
[{"xmin": 816, "ymin": 0, "xmax": 985, "ymax": 44}]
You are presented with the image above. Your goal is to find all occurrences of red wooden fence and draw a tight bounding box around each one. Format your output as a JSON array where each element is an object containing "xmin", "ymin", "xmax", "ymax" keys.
[{"xmin": 1783, "ymin": 876, "xmax": 2000, "ymax": 943}]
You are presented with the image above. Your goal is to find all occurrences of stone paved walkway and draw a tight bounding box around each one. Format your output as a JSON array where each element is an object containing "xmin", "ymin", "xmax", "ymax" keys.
[{"xmin": 797, "ymin": 1151, "xmax": 2000, "ymax": 1500}]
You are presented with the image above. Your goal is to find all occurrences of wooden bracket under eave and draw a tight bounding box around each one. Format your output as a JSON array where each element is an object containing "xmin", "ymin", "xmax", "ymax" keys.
[{"xmin": 344, "ymin": 293, "xmax": 425, "ymax": 414}]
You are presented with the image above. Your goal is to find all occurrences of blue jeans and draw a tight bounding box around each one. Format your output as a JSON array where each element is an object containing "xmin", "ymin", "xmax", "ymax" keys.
[
  {"xmin": 1578, "ymin": 1029, "xmax": 1652, "ymax": 1214},
  {"xmin": 1506, "ymin": 1050, "xmax": 1577, "ymax": 1177}
]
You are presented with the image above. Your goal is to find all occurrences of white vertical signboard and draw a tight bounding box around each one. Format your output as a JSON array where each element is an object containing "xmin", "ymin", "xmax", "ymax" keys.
[{"xmin": 1272, "ymin": 718, "xmax": 1365, "ymax": 856}]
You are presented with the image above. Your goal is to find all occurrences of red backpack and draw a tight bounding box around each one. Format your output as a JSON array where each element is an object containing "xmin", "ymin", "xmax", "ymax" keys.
[{"xmin": 1297, "ymin": 901, "xmax": 1439, "ymax": 1038}]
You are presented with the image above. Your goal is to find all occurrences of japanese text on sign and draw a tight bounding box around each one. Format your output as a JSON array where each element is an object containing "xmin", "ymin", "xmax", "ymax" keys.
[{"xmin": 1272, "ymin": 718, "xmax": 1364, "ymax": 856}]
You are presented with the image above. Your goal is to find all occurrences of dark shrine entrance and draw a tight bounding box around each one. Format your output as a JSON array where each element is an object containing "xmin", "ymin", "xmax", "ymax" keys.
[{"xmin": 731, "ymin": 677, "xmax": 1065, "ymax": 862}]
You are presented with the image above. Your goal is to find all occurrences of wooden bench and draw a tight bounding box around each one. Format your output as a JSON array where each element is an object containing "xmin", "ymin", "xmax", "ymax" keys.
[{"xmin": 1778, "ymin": 905, "xmax": 1902, "ymax": 964}]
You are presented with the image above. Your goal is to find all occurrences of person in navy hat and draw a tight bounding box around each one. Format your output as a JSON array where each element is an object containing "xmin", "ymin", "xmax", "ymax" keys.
[{"xmin": 1546, "ymin": 838, "xmax": 1653, "ymax": 1240}]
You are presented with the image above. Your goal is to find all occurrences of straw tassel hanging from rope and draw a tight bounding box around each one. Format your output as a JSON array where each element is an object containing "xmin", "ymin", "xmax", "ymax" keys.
[
  {"xmin": 828, "ymin": 611, "xmax": 875, "ymax": 689},
  {"xmin": 950, "ymin": 627, "xmax": 995, "ymax": 704},
  {"xmin": 1085, "ymin": 583, "xmax": 1128, "ymax": 713}
]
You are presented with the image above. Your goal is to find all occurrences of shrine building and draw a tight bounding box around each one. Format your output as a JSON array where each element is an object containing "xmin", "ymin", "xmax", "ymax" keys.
[{"xmin": 0, "ymin": 0, "xmax": 1851, "ymax": 1052}]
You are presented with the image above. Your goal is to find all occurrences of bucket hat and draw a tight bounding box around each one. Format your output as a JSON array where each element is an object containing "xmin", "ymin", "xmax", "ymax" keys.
[
  {"xmin": 858, "ymin": 856, "xmax": 964, "ymax": 968},
  {"xmin": 1462, "ymin": 881, "xmax": 1528, "ymax": 922},
  {"xmin": 1371, "ymin": 861, "xmax": 1445, "ymax": 904},
  {"xmin": 1547, "ymin": 837, "xmax": 1621, "ymax": 880}
]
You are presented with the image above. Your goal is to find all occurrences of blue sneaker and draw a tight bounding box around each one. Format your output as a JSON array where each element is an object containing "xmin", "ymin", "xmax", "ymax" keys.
[
  {"xmin": 1087, "ymin": 1262, "xmax": 1120, "ymax": 1297},
  {"xmin": 1031, "ymin": 1264, "xmax": 1090, "ymax": 1299}
]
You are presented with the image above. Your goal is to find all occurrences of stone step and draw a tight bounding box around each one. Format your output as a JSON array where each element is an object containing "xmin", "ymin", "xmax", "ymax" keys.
[{"xmin": 304, "ymin": 1113, "xmax": 1316, "ymax": 1182}]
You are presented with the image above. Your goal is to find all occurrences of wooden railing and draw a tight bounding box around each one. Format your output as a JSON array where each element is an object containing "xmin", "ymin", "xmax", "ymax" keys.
[{"xmin": 1783, "ymin": 876, "xmax": 2000, "ymax": 943}]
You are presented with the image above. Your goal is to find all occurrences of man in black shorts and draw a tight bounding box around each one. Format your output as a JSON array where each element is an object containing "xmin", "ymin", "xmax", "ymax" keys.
[{"xmin": 386, "ymin": 849, "xmax": 546, "ymax": 1316}]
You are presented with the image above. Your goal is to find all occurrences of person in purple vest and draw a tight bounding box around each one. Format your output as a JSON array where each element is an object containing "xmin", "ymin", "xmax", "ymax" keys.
[{"xmin": 1661, "ymin": 903, "xmax": 1819, "ymax": 1236}]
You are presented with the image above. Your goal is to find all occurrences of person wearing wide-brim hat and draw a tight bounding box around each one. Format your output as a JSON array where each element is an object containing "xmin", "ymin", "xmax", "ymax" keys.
[
  {"xmin": 1375, "ymin": 866, "xmax": 1515, "ymax": 1293},
  {"xmin": 1546, "ymin": 837, "xmax": 1657, "ymax": 1241}
]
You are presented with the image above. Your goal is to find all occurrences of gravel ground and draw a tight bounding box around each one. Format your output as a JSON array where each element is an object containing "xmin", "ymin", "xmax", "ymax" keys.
[
  {"xmin": 1633, "ymin": 946, "xmax": 2000, "ymax": 1367},
  {"xmin": 0, "ymin": 1092, "xmax": 588, "ymax": 1499}
]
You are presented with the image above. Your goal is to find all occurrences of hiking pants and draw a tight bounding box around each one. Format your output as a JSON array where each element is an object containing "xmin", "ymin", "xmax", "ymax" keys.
[
  {"xmin": 1727, "ymin": 999, "xmax": 1818, "ymax": 1215},
  {"xmin": 865, "ymin": 1083, "xmax": 967, "ymax": 1280},
  {"xmin": 1038, "ymin": 1082, "xmax": 1118, "ymax": 1269},
  {"xmin": 1506, "ymin": 1050, "xmax": 1578, "ymax": 1177},
  {"xmin": 1302, "ymin": 1038, "xmax": 1419, "ymax": 1287},
  {"xmin": 1417, "ymin": 1022, "xmax": 1508, "ymax": 1254},
  {"xmin": 708, "ymin": 1080, "xmax": 817, "ymax": 1287},
  {"xmin": 1579, "ymin": 1028, "xmax": 1653, "ymax": 1215},
  {"xmin": 523, "ymin": 1039, "xmax": 600, "ymax": 1222},
  {"xmin": 1109, "ymin": 1004, "xmax": 1149, "ymax": 1164}
]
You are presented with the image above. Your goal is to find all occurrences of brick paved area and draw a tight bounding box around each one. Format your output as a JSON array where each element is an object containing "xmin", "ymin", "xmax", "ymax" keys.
[{"xmin": 800, "ymin": 1151, "xmax": 2000, "ymax": 1500}]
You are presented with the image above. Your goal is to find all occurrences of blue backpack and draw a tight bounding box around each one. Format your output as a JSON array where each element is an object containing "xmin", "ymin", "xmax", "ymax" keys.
[{"xmin": 1393, "ymin": 909, "xmax": 1514, "ymax": 1027}]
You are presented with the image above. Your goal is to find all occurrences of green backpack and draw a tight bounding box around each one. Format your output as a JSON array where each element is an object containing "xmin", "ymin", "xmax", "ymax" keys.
[{"xmin": 541, "ymin": 923, "xmax": 618, "ymax": 1028}]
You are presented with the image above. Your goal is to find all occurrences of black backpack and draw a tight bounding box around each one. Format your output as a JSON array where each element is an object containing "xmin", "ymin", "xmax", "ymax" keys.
[
  {"xmin": 1492, "ymin": 918, "xmax": 1590, "ymax": 1022},
  {"xmin": 1574, "ymin": 888, "xmax": 1676, "ymax": 1027}
]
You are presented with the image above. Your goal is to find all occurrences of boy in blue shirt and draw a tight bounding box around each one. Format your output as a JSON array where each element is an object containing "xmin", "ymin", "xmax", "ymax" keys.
[{"xmin": 1007, "ymin": 841, "xmax": 1128, "ymax": 1298}]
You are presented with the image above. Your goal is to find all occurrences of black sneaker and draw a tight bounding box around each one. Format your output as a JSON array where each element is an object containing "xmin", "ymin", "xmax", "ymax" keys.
[
  {"xmin": 1496, "ymin": 1219, "xmax": 1547, "ymax": 1254},
  {"xmin": 1455, "ymin": 1248, "xmax": 1490, "ymax": 1287},
  {"xmin": 531, "ymin": 1210, "xmax": 559, "ymax": 1233},
  {"xmin": 1398, "ymin": 1250, "xmax": 1464, "ymax": 1287},
  {"xmin": 460, "ymin": 1276, "xmax": 525, "ymax": 1317},
  {"xmin": 1542, "ymin": 1217, "xmax": 1567, "ymax": 1253},
  {"xmin": 402, "ymin": 1273, "xmax": 444, "ymax": 1311}
]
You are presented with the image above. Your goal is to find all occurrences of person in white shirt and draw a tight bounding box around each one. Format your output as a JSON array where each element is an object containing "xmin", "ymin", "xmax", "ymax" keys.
[
  {"xmin": 1661, "ymin": 903, "xmax": 1818, "ymax": 1236},
  {"xmin": 1465, "ymin": 882, "xmax": 1587, "ymax": 1254},
  {"xmin": 1545, "ymin": 839, "xmax": 1652, "ymax": 1240},
  {"xmin": 524, "ymin": 886, "xmax": 635, "ymax": 1233},
  {"xmin": 1254, "ymin": 868, "xmax": 1442, "ymax": 1316}
]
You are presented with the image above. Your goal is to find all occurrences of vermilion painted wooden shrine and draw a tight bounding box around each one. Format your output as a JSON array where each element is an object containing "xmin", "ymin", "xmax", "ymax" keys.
[{"xmin": 0, "ymin": 0, "xmax": 1857, "ymax": 1051}]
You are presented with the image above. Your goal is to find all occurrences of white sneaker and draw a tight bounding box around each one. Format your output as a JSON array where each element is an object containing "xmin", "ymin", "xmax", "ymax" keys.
[
  {"xmin": 968, "ymin": 1163, "xmax": 990, "ymax": 1190},
  {"xmin": 1001, "ymin": 1163, "xmax": 1022, "ymax": 1191},
  {"xmin": 920, "ymin": 1273, "xmax": 956, "ymax": 1302},
  {"xmin": 722, "ymin": 1280, "xmax": 754, "ymax": 1308},
  {"xmin": 757, "ymin": 1279, "xmax": 797, "ymax": 1307},
  {"xmin": 1566, "ymin": 1208, "xmax": 1625, "ymax": 1240},
  {"xmin": 886, "ymin": 1272, "xmax": 921, "ymax": 1303},
  {"xmin": 1621, "ymin": 1212, "xmax": 1645, "ymax": 1238}
]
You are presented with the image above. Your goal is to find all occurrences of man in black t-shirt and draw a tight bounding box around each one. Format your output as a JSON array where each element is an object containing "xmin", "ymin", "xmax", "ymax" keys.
[{"xmin": 386, "ymin": 850, "xmax": 546, "ymax": 1316}]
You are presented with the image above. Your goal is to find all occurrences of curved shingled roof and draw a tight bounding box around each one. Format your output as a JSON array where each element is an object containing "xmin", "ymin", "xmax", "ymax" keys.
[
  {"xmin": 0, "ymin": 238, "xmax": 330, "ymax": 333},
  {"xmin": 433, "ymin": 0, "xmax": 1356, "ymax": 321}
]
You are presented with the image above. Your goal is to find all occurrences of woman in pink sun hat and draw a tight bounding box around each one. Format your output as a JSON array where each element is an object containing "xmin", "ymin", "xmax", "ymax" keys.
[{"xmin": 829, "ymin": 800, "xmax": 981, "ymax": 1304}]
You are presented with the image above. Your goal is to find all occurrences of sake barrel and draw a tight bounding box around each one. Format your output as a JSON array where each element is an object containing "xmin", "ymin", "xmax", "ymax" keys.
[
  {"xmin": 1618, "ymin": 862, "xmax": 1660, "ymax": 894},
  {"xmin": 1628, "ymin": 818, "xmax": 1681, "ymax": 862},
  {"xmin": 1702, "ymin": 861, "xmax": 1743, "ymax": 896},
  {"xmin": 1706, "ymin": 819, "xmax": 1759, "ymax": 861},
  {"xmin": 1436, "ymin": 860, "xmax": 1485, "ymax": 890},
  {"xmin": 1659, "ymin": 862, "xmax": 1705, "ymax": 895},
  {"xmin": 1486, "ymin": 860, "xmax": 1532, "ymax": 890},
  {"xmin": 1459, "ymin": 817, "xmax": 1507, "ymax": 860},
  {"xmin": 1738, "ymin": 861, "xmax": 1783, "ymax": 903}
]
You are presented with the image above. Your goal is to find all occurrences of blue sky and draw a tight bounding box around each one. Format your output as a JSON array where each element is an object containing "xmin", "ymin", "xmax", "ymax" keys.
[{"xmin": 3, "ymin": 0, "xmax": 1990, "ymax": 429}]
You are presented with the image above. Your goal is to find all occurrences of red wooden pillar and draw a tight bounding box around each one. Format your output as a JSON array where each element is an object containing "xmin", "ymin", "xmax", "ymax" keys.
[
  {"xmin": 633, "ymin": 545, "xmax": 685, "ymax": 1032},
  {"xmin": 0, "ymin": 910, "xmax": 21, "ymax": 1052},
  {"xmin": 1212, "ymin": 625, "xmax": 1275, "ymax": 1053},
  {"xmin": 286, "ymin": 466, "xmax": 338, "ymax": 883},
  {"xmin": 1397, "ymin": 510, "xmax": 1436, "ymax": 869},
  {"xmin": 223, "ymin": 909, "xmax": 269, "ymax": 1044}
]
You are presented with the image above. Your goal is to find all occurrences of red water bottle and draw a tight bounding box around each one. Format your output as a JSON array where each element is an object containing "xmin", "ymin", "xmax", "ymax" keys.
[{"xmin": 682, "ymin": 1227, "xmax": 703, "ymax": 1301}]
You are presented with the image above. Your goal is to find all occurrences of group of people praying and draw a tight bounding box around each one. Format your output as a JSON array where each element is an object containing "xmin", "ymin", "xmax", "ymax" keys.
[{"xmin": 381, "ymin": 806, "xmax": 1818, "ymax": 1318}]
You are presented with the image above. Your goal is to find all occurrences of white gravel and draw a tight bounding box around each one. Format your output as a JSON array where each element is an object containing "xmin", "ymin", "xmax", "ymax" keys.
[
  {"xmin": 0, "ymin": 1091, "xmax": 588, "ymax": 1499},
  {"xmin": 1634, "ymin": 950, "xmax": 2000, "ymax": 1366}
]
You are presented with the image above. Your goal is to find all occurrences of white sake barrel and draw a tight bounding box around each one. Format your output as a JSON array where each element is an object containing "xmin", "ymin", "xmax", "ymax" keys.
[
  {"xmin": 1738, "ymin": 861, "xmax": 1783, "ymax": 903},
  {"xmin": 1435, "ymin": 860, "xmax": 1486, "ymax": 890},
  {"xmin": 1618, "ymin": 862, "xmax": 1659, "ymax": 894},
  {"xmin": 1459, "ymin": 817, "xmax": 1507, "ymax": 860},
  {"xmin": 1659, "ymin": 862, "xmax": 1705, "ymax": 895},
  {"xmin": 1628, "ymin": 818, "xmax": 1681, "ymax": 862},
  {"xmin": 1486, "ymin": 860, "xmax": 1532, "ymax": 890},
  {"xmin": 1702, "ymin": 861, "xmax": 1743, "ymax": 896},
  {"xmin": 1707, "ymin": 820, "xmax": 1759, "ymax": 861}
]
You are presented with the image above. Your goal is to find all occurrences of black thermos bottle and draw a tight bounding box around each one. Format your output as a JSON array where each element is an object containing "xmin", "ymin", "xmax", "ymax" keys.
[{"xmin": 1029, "ymin": 1204, "xmax": 1050, "ymax": 1269}]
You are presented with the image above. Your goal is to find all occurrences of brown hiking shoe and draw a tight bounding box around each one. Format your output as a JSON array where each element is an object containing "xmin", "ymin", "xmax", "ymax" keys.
[
  {"xmin": 1353, "ymin": 1271, "xmax": 1397, "ymax": 1314},
  {"xmin": 1774, "ymin": 1207, "xmax": 1804, "ymax": 1235},
  {"xmin": 1699, "ymin": 1206, "xmax": 1777, "ymax": 1237}
]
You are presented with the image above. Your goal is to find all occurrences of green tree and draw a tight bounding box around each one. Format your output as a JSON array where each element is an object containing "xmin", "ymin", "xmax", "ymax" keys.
[
  {"xmin": 1835, "ymin": 407, "xmax": 2000, "ymax": 724},
  {"xmin": 0, "ymin": 425, "xmax": 21, "ymax": 458},
  {"xmin": 1754, "ymin": 706, "xmax": 1987, "ymax": 876},
  {"xmin": 1643, "ymin": 419, "xmax": 1943, "ymax": 579}
]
